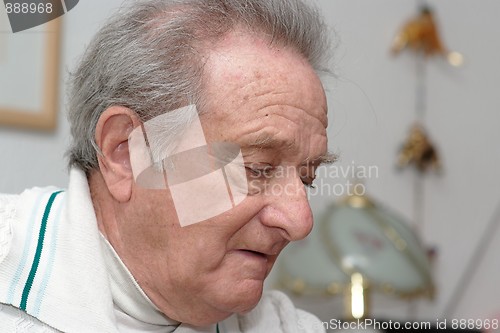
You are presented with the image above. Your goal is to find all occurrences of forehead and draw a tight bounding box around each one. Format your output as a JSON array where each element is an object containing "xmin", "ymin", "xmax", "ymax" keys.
[
  {"xmin": 199, "ymin": 31, "xmax": 328, "ymax": 157},
  {"xmin": 202, "ymin": 32, "xmax": 326, "ymax": 111}
]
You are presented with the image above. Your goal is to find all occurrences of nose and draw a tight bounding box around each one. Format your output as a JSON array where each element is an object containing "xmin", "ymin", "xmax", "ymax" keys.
[{"xmin": 259, "ymin": 173, "xmax": 314, "ymax": 241}]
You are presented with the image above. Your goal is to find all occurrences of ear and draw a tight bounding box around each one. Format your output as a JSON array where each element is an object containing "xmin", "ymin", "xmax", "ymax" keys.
[{"xmin": 95, "ymin": 106, "xmax": 142, "ymax": 202}]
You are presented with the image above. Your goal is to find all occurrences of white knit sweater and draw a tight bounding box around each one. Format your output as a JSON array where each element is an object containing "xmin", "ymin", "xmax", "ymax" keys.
[{"xmin": 0, "ymin": 169, "xmax": 325, "ymax": 333}]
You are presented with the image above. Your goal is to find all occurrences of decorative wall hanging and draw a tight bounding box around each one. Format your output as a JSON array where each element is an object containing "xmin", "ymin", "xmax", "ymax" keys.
[
  {"xmin": 391, "ymin": 5, "xmax": 463, "ymax": 67},
  {"xmin": 392, "ymin": 4, "xmax": 461, "ymax": 237}
]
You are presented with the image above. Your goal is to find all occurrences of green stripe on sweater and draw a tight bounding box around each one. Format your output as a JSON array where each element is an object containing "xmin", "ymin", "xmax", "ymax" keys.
[{"xmin": 20, "ymin": 191, "xmax": 63, "ymax": 311}]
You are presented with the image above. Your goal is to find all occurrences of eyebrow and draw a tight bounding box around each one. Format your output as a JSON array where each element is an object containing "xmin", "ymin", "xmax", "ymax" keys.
[
  {"xmin": 246, "ymin": 134, "xmax": 293, "ymax": 150},
  {"xmin": 245, "ymin": 133, "xmax": 338, "ymax": 166},
  {"xmin": 304, "ymin": 152, "xmax": 338, "ymax": 166}
]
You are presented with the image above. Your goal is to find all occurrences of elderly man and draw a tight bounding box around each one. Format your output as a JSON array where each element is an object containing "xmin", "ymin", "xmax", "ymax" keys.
[{"xmin": 0, "ymin": 0, "xmax": 334, "ymax": 331}]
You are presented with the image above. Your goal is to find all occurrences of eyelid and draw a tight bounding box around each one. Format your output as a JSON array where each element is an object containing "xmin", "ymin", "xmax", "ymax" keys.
[
  {"xmin": 300, "ymin": 175, "xmax": 317, "ymax": 188},
  {"xmin": 244, "ymin": 163, "xmax": 274, "ymax": 177},
  {"xmin": 244, "ymin": 163, "xmax": 273, "ymax": 170}
]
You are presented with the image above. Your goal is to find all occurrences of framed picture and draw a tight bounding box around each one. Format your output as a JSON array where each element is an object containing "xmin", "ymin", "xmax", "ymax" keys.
[{"xmin": 0, "ymin": 12, "xmax": 61, "ymax": 132}]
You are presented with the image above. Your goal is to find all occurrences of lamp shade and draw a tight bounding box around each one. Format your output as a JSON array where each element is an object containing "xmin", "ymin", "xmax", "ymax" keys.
[{"xmin": 278, "ymin": 193, "xmax": 434, "ymax": 298}]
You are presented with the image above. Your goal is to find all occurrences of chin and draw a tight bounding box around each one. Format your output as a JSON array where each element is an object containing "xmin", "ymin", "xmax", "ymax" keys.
[{"xmin": 217, "ymin": 279, "xmax": 265, "ymax": 314}]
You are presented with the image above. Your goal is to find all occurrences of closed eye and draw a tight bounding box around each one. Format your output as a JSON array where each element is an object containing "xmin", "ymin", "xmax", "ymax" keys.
[
  {"xmin": 301, "ymin": 176, "xmax": 317, "ymax": 189},
  {"xmin": 245, "ymin": 164, "xmax": 274, "ymax": 179}
]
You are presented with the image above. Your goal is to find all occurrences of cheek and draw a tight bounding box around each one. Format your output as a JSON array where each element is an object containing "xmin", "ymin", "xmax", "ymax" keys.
[
  {"xmin": 142, "ymin": 191, "xmax": 265, "ymax": 278},
  {"xmin": 186, "ymin": 197, "xmax": 264, "ymax": 256},
  {"xmin": 166, "ymin": 223, "xmax": 235, "ymax": 270},
  {"xmin": 122, "ymin": 189, "xmax": 181, "ymax": 260}
]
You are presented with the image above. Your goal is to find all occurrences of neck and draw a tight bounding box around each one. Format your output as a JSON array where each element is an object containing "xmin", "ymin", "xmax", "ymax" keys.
[
  {"xmin": 90, "ymin": 171, "xmax": 180, "ymax": 328},
  {"xmin": 99, "ymin": 234, "xmax": 180, "ymax": 328},
  {"xmin": 89, "ymin": 170, "xmax": 123, "ymax": 247}
]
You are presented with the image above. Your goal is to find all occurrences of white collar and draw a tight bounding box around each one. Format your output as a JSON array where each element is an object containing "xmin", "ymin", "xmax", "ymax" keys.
[{"xmin": 99, "ymin": 234, "xmax": 180, "ymax": 332}]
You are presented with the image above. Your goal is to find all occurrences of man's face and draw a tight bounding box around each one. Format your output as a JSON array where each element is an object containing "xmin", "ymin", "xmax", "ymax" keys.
[{"xmin": 122, "ymin": 32, "xmax": 328, "ymax": 325}]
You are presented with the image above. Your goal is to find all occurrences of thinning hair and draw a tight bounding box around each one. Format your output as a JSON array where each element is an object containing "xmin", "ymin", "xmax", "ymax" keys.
[{"xmin": 67, "ymin": 0, "xmax": 333, "ymax": 174}]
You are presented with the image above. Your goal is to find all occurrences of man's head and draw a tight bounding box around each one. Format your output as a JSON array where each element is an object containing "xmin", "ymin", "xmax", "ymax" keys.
[{"xmin": 68, "ymin": 0, "xmax": 333, "ymax": 326}]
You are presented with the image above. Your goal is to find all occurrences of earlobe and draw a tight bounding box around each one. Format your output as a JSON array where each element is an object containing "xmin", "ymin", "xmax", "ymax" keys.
[{"xmin": 95, "ymin": 106, "xmax": 141, "ymax": 203}]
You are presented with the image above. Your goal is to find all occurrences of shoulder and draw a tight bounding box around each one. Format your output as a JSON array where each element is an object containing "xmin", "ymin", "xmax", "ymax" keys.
[
  {"xmin": 0, "ymin": 303, "xmax": 59, "ymax": 332},
  {"xmin": 0, "ymin": 193, "xmax": 18, "ymax": 265},
  {"xmin": 236, "ymin": 290, "xmax": 326, "ymax": 333},
  {"xmin": 0, "ymin": 187, "xmax": 62, "ymax": 265},
  {"xmin": 264, "ymin": 290, "xmax": 326, "ymax": 333},
  {"xmin": 296, "ymin": 308, "xmax": 326, "ymax": 333},
  {"xmin": 0, "ymin": 192, "xmax": 18, "ymax": 215}
]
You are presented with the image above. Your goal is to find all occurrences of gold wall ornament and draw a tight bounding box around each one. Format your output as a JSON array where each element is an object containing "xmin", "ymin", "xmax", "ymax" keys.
[
  {"xmin": 391, "ymin": 5, "xmax": 463, "ymax": 67},
  {"xmin": 397, "ymin": 123, "xmax": 442, "ymax": 173}
]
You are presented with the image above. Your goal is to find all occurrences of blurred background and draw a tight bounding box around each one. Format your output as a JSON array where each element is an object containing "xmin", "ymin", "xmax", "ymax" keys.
[{"xmin": 1, "ymin": 0, "xmax": 500, "ymax": 331}]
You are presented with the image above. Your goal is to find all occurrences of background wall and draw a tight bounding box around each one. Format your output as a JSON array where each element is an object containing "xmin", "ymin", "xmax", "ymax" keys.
[
  {"xmin": 0, "ymin": 0, "xmax": 125, "ymax": 192},
  {"xmin": 1, "ymin": 0, "xmax": 500, "ymax": 329},
  {"xmin": 291, "ymin": 0, "xmax": 500, "ymax": 327}
]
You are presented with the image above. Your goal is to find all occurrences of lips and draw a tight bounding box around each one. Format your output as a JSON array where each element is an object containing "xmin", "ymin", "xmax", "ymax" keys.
[
  {"xmin": 237, "ymin": 241, "xmax": 286, "ymax": 260},
  {"xmin": 234, "ymin": 239, "xmax": 288, "ymax": 265},
  {"xmin": 240, "ymin": 249, "xmax": 268, "ymax": 259}
]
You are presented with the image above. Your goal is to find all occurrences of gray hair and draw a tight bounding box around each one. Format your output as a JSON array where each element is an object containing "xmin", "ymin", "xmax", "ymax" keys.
[{"xmin": 67, "ymin": 0, "xmax": 333, "ymax": 174}]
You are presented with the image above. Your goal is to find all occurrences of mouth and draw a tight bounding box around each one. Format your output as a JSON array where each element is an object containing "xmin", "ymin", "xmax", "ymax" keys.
[
  {"xmin": 240, "ymin": 249, "xmax": 268, "ymax": 258},
  {"xmin": 235, "ymin": 249, "xmax": 276, "ymax": 278},
  {"xmin": 238, "ymin": 249, "xmax": 271, "ymax": 263}
]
